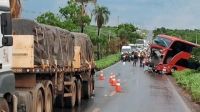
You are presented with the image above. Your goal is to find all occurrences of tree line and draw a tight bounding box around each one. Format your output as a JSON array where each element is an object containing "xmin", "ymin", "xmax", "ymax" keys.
[{"xmin": 36, "ymin": 0, "xmax": 144, "ymax": 59}]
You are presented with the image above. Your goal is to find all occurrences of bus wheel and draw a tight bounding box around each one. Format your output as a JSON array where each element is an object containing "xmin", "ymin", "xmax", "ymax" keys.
[
  {"xmin": 171, "ymin": 67, "xmax": 177, "ymax": 73},
  {"xmin": 0, "ymin": 98, "xmax": 9, "ymax": 112},
  {"xmin": 36, "ymin": 90, "xmax": 44, "ymax": 112}
]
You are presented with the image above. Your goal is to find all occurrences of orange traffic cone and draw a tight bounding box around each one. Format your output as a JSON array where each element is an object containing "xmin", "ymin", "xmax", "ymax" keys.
[
  {"xmin": 111, "ymin": 78, "xmax": 117, "ymax": 86},
  {"xmin": 109, "ymin": 75, "xmax": 113, "ymax": 84},
  {"xmin": 99, "ymin": 71, "xmax": 105, "ymax": 80},
  {"xmin": 115, "ymin": 82, "xmax": 122, "ymax": 92}
]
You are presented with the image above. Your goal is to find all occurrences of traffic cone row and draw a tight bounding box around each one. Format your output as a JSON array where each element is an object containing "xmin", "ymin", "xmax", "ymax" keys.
[
  {"xmin": 109, "ymin": 73, "xmax": 122, "ymax": 93},
  {"xmin": 98, "ymin": 71, "xmax": 122, "ymax": 93}
]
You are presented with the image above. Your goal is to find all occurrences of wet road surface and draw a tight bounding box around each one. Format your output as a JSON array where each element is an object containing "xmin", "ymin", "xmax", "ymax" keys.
[{"xmin": 55, "ymin": 62, "xmax": 191, "ymax": 112}]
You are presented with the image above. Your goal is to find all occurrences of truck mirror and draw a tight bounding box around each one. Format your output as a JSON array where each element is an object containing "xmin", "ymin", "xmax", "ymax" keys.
[
  {"xmin": 2, "ymin": 36, "xmax": 13, "ymax": 46},
  {"xmin": 1, "ymin": 13, "xmax": 12, "ymax": 35}
]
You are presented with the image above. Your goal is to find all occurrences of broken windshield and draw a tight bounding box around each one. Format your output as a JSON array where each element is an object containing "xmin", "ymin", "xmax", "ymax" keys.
[{"xmin": 153, "ymin": 36, "xmax": 172, "ymax": 48}]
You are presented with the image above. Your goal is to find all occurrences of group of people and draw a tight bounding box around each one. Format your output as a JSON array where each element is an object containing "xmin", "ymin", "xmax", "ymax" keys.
[{"xmin": 131, "ymin": 51, "xmax": 147, "ymax": 67}]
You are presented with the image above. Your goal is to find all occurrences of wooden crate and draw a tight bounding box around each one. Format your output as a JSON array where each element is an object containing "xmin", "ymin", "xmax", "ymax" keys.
[
  {"xmin": 73, "ymin": 46, "xmax": 81, "ymax": 68},
  {"xmin": 12, "ymin": 35, "xmax": 34, "ymax": 68}
]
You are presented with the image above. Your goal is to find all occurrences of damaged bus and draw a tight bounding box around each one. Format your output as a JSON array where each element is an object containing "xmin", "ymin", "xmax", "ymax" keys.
[{"xmin": 147, "ymin": 34, "xmax": 199, "ymax": 74}]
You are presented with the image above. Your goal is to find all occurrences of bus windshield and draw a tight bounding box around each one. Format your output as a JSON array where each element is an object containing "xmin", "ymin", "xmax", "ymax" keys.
[{"xmin": 153, "ymin": 36, "xmax": 172, "ymax": 48}]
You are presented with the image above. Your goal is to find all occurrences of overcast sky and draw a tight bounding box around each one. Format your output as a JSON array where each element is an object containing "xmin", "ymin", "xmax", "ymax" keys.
[{"xmin": 22, "ymin": 0, "xmax": 200, "ymax": 29}]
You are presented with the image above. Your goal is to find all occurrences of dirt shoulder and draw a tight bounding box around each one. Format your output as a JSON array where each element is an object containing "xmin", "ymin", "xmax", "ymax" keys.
[{"xmin": 167, "ymin": 76, "xmax": 200, "ymax": 112}]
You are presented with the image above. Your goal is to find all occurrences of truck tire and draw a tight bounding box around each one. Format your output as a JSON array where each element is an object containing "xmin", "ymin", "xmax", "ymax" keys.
[
  {"xmin": 91, "ymin": 75, "xmax": 95, "ymax": 95},
  {"xmin": 0, "ymin": 98, "xmax": 9, "ymax": 112},
  {"xmin": 36, "ymin": 90, "xmax": 44, "ymax": 112},
  {"xmin": 45, "ymin": 86, "xmax": 53, "ymax": 112},
  {"xmin": 54, "ymin": 94, "xmax": 64, "ymax": 108},
  {"xmin": 76, "ymin": 79, "xmax": 82, "ymax": 105},
  {"xmin": 82, "ymin": 80, "xmax": 91, "ymax": 99},
  {"xmin": 65, "ymin": 81, "xmax": 76, "ymax": 108}
]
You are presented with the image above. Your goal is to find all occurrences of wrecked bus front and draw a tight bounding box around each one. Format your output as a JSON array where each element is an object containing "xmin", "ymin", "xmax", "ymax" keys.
[{"xmin": 150, "ymin": 34, "xmax": 198, "ymax": 74}]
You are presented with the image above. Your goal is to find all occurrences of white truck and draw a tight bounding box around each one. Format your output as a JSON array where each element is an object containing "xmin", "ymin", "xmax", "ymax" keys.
[
  {"xmin": 0, "ymin": 0, "xmax": 17, "ymax": 111},
  {"xmin": 0, "ymin": 0, "xmax": 95, "ymax": 112}
]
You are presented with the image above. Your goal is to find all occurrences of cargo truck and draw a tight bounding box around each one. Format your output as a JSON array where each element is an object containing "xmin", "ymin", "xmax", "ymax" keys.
[
  {"xmin": 11, "ymin": 19, "xmax": 95, "ymax": 112},
  {"xmin": 0, "ymin": 1, "xmax": 95, "ymax": 111}
]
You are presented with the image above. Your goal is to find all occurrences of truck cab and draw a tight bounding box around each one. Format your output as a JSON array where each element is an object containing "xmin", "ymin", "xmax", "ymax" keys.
[{"xmin": 0, "ymin": 0, "xmax": 15, "ymax": 111}]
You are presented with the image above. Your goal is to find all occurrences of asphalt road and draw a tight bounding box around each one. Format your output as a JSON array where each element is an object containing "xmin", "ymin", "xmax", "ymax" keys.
[{"xmin": 55, "ymin": 62, "xmax": 192, "ymax": 112}]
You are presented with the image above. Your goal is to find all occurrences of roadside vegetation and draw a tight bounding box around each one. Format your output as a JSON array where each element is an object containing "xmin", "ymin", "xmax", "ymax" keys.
[
  {"xmin": 36, "ymin": 0, "xmax": 144, "ymax": 60},
  {"xmin": 173, "ymin": 69, "xmax": 200, "ymax": 102},
  {"xmin": 95, "ymin": 53, "xmax": 120, "ymax": 70},
  {"xmin": 153, "ymin": 27, "xmax": 200, "ymax": 43}
]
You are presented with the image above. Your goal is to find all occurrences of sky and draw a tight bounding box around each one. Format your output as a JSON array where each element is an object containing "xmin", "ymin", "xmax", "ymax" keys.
[{"xmin": 22, "ymin": 0, "xmax": 200, "ymax": 30}]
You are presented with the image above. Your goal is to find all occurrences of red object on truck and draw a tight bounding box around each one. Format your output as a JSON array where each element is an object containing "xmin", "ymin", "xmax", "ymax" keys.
[{"xmin": 149, "ymin": 34, "xmax": 199, "ymax": 74}]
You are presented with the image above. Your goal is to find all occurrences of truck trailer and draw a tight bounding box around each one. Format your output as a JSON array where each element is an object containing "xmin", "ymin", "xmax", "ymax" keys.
[{"xmin": 10, "ymin": 19, "xmax": 95, "ymax": 112}]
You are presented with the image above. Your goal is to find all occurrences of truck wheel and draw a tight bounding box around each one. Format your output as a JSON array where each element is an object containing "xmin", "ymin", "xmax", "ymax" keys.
[
  {"xmin": 0, "ymin": 99, "xmax": 9, "ymax": 112},
  {"xmin": 91, "ymin": 76, "xmax": 95, "ymax": 95},
  {"xmin": 55, "ymin": 94, "xmax": 64, "ymax": 108},
  {"xmin": 45, "ymin": 86, "xmax": 53, "ymax": 112},
  {"xmin": 65, "ymin": 81, "xmax": 76, "ymax": 108},
  {"xmin": 36, "ymin": 90, "xmax": 44, "ymax": 112},
  {"xmin": 76, "ymin": 79, "xmax": 82, "ymax": 105},
  {"xmin": 82, "ymin": 80, "xmax": 91, "ymax": 99}
]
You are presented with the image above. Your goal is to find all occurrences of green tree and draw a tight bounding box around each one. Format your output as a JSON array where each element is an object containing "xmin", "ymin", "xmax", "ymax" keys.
[
  {"xmin": 92, "ymin": 5, "xmax": 110, "ymax": 59},
  {"xmin": 116, "ymin": 23, "xmax": 140, "ymax": 44},
  {"xmin": 117, "ymin": 23, "xmax": 137, "ymax": 33},
  {"xmin": 92, "ymin": 5, "xmax": 110, "ymax": 36},
  {"xmin": 59, "ymin": 0, "xmax": 91, "ymax": 32},
  {"xmin": 36, "ymin": 12, "xmax": 62, "ymax": 27}
]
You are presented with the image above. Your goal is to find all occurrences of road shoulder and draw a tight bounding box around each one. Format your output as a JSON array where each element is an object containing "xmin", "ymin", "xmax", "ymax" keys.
[{"xmin": 168, "ymin": 76, "xmax": 200, "ymax": 112}]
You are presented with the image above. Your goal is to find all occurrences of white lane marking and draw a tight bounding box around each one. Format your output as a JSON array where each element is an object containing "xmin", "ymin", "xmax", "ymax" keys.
[
  {"xmin": 167, "ymin": 78, "xmax": 192, "ymax": 112},
  {"xmin": 92, "ymin": 108, "xmax": 101, "ymax": 112}
]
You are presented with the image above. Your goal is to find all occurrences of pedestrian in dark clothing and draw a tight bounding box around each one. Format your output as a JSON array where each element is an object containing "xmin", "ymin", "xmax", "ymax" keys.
[{"xmin": 133, "ymin": 52, "xmax": 138, "ymax": 66}]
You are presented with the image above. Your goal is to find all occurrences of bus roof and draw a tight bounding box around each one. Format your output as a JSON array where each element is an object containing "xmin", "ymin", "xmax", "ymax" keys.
[{"xmin": 158, "ymin": 34, "xmax": 199, "ymax": 47}]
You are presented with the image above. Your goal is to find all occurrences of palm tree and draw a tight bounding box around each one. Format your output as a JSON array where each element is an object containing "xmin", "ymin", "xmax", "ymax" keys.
[
  {"xmin": 92, "ymin": 5, "xmax": 110, "ymax": 59},
  {"xmin": 93, "ymin": 5, "xmax": 110, "ymax": 36},
  {"xmin": 75, "ymin": 0, "xmax": 97, "ymax": 32}
]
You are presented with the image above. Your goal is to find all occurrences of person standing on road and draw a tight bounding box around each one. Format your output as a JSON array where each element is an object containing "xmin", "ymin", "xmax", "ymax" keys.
[
  {"xmin": 140, "ymin": 52, "xmax": 145, "ymax": 67},
  {"xmin": 133, "ymin": 52, "xmax": 138, "ymax": 66}
]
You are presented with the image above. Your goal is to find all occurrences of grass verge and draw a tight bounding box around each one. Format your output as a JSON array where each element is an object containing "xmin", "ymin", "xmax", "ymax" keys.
[
  {"xmin": 173, "ymin": 69, "xmax": 200, "ymax": 102},
  {"xmin": 95, "ymin": 53, "xmax": 120, "ymax": 70}
]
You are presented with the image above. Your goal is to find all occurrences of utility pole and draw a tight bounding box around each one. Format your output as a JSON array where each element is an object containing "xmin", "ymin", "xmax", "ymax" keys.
[
  {"xmin": 117, "ymin": 16, "xmax": 119, "ymax": 26},
  {"xmin": 196, "ymin": 31, "xmax": 198, "ymax": 44}
]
